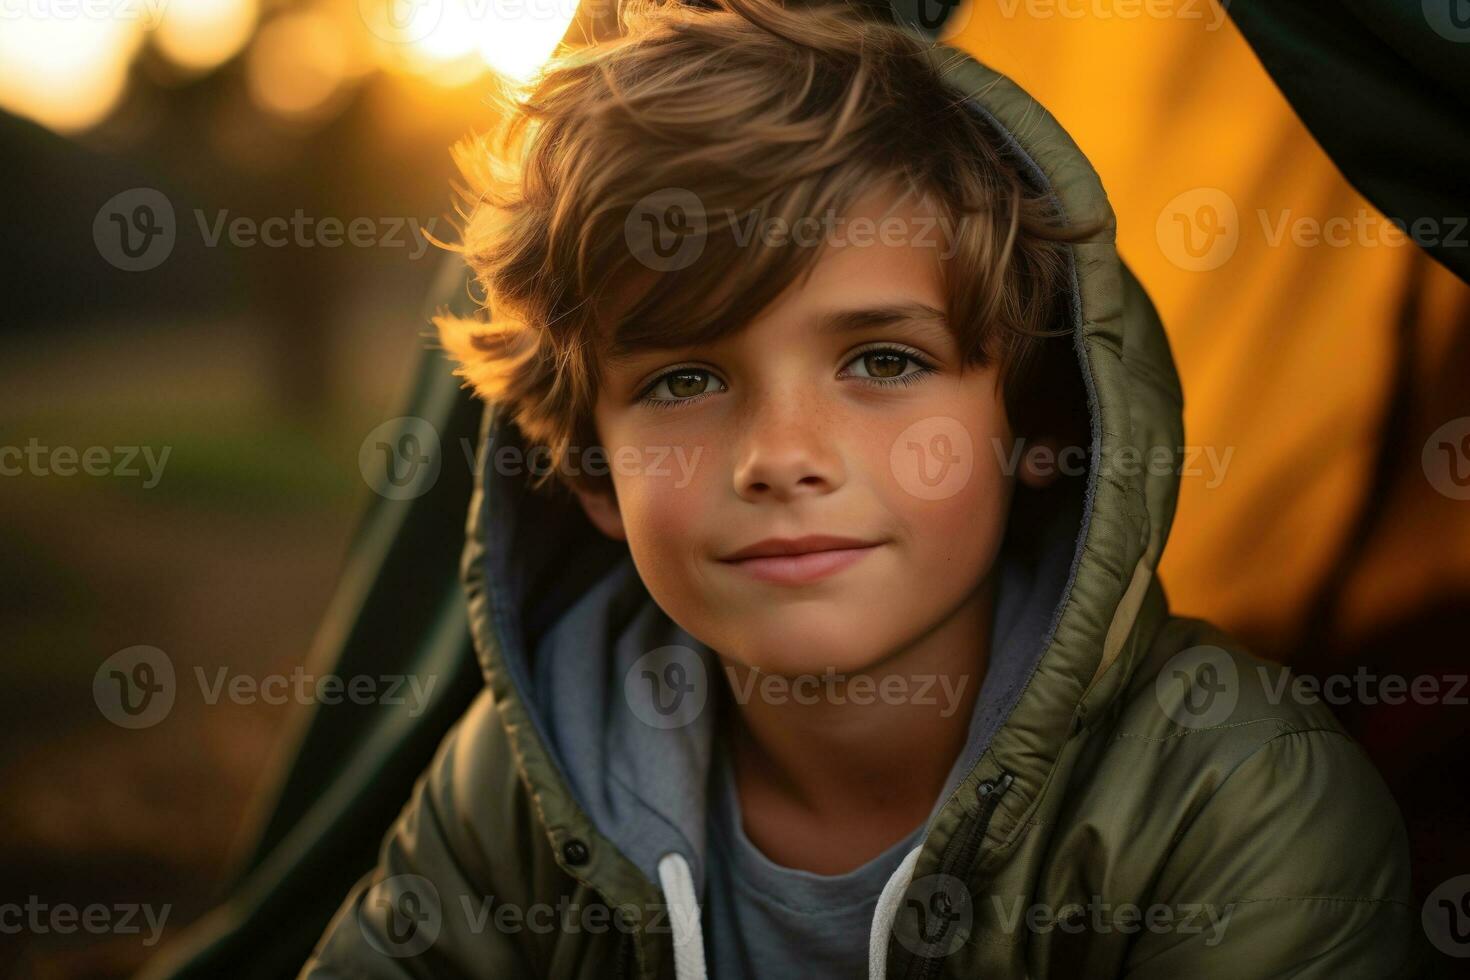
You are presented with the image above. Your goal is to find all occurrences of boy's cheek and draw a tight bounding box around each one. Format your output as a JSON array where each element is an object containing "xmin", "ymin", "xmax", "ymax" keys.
[{"xmin": 615, "ymin": 467, "xmax": 715, "ymax": 559}]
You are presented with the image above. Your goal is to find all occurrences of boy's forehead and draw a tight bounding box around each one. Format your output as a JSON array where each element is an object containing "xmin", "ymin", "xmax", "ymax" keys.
[{"xmin": 594, "ymin": 180, "xmax": 952, "ymax": 369}]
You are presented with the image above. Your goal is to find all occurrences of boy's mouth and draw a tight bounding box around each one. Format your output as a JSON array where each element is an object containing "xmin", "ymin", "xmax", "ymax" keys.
[{"xmin": 717, "ymin": 535, "xmax": 885, "ymax": 586}]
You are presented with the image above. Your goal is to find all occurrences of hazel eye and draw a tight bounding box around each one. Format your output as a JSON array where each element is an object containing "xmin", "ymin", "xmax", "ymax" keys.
[
  {"xmin": 852, "ymin": 351, "xmax": 909, "ymax": 379},
  {"xmin": 842, "ymin": 346, "xmax": 935, "ymax": 386},
  {"xmin": 641, "ymin": 368, "xmax": 726, "ymax": 407}
]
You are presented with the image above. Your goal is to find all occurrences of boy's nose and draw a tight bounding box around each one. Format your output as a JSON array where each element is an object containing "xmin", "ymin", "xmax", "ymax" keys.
[{"xmin": 731, "ymin": 418, "xmax": 845, "ymax": 503}]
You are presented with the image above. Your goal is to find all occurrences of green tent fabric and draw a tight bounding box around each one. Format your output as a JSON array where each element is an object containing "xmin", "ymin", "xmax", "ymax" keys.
[
  {"xmin": 138, "ymin": 3, "xmax": 1467, "ymax": 976},
  {"xmin": 1225, "ymin": 0, "xmax": 1470, "ymax": 284},
  {"xmin": 138, "ymin": 257, "xmax": 489, "ymax": 980}
]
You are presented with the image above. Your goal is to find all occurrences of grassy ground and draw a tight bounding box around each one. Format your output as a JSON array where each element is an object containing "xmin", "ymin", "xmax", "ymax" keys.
[{"xmin": 0, "ymin": 313, "xmax": 421, "ymax": 977}]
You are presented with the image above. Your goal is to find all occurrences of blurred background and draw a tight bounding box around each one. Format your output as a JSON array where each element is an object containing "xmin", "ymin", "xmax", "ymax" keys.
[{"xmin": 1, "ymin": 0, "xmax": 1467, "ymax": 975}]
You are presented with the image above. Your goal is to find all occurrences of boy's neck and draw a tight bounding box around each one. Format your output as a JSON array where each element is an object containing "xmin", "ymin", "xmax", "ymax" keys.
[{"xmin": 714, "ymin": 573, "xmax": 994, "ymax": 875}]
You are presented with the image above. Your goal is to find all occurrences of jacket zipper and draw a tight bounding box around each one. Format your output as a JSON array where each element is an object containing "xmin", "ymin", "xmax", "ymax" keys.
[
  {"xmin": 614, "ymin": 930, "xmax": 632, "ymax": 980},
  {"xmin": 908, "ymin": 770, "xmax": 1014, "ymax": 980}
]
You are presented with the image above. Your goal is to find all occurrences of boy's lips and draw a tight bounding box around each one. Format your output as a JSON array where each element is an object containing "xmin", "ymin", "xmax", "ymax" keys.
[{"xmin": 716, "ymin": 535, "xmax": 885, "ymax": 586}]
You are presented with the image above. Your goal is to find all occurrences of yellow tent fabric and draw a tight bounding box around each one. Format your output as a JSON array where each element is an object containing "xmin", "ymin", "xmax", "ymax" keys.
[{"xmin": 949, "ymin": 4, "xmax": 1470, "ymax": 652}]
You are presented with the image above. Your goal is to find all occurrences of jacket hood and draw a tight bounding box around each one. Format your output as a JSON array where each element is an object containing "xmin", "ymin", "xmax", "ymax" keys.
[{"xmin": 457, "ymin": 41, "xmax": 1183, "ymax": 980}]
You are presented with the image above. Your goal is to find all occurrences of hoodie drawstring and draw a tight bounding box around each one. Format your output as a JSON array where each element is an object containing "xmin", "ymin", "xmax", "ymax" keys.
[
  {"xmin": 657, "ymin": 845, "xmax": 922, "ymax": 980},
  {"xmin": 658, "ymin": 852, "xmax": 708, "ymax": 980},
  {"xmin": 868, "ymin": 845, "xmax": 923, "ymax": 979}
]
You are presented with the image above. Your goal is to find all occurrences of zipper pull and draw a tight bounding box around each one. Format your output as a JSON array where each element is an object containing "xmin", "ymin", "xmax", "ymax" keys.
[{"xmin": 977, "ymin": 771, "xmax": 1014, "ymax": 801}]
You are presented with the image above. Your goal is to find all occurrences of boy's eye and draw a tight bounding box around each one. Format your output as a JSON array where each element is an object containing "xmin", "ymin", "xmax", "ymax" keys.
[
  {"xmin": 841, "ymin": 346, "xmax": 935, "ymax": 386},
  {"xmin": 637, "ymin": 345, "xmax": 934, "ymax": 408},
  {"xmin": 846, "ymin": 349, "xmax": 916, "ymax": 380},
  {"xmin": 641, "ymin": 368, "xmax": 726, "ymax": 407}
]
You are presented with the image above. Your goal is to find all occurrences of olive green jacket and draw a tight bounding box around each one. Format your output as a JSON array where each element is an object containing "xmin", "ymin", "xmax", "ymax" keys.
[{"xmin": 299, "ymin": 47, "xmax": 1417, "ymax": 980}]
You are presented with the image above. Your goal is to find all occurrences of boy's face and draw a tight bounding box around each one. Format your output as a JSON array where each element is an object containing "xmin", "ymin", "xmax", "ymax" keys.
[{"xmin": 575, "ymin": 188, "xmax": 1053, "ymax": 678}]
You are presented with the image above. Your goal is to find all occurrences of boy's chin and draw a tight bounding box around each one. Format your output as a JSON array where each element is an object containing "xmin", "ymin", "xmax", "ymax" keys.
[{"xmin": 712, "ymin": 625, "xmax": 894, "ymax": 682}]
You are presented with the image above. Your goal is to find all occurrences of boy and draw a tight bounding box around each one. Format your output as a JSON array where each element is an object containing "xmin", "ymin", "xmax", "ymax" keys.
[{"xmin": 303, "ymin": 0, "xmax": 1416, "ymax": 976}]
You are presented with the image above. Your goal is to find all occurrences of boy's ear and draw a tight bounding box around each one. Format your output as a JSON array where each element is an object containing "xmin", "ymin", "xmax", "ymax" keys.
[
  {"xmin": 572, "ymin": 480, "xmax": 628, "ymax": 541},
  {"xmin": 1016, "ymin": 434, "xmax": 1064, "ymax": 490}
]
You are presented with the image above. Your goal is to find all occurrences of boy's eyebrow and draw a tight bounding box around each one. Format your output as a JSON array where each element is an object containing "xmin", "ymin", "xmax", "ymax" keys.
[
  {"xmin": 817, "ymin": 301, "xmax": 949, "ymax": 335},
  {"xmin": 602, "ymin": 301, "xmax": 949, "ymax": 367}
]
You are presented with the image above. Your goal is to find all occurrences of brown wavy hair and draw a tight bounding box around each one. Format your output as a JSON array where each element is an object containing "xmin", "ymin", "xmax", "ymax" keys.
[{"xmin": 435, "ymin": 0, "xmax": 1096, "ymax": 498}]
